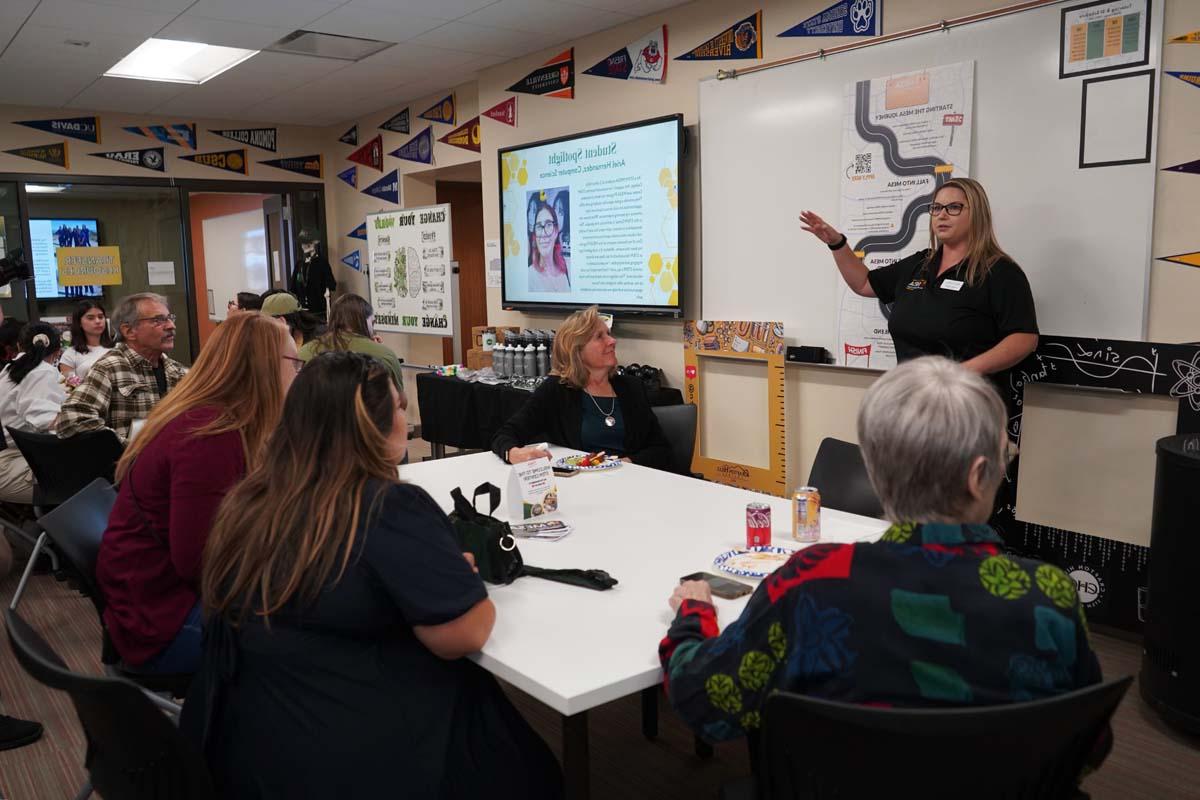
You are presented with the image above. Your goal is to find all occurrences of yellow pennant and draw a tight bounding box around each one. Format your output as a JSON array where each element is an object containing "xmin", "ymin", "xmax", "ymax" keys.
[
  {"xmin": 1159, "ymin": 251, "xmax": 1200, "ymax": 268},
  {"xmin": 1170, "ymin": 30, "xmax": 1200, "ymax": 43}
]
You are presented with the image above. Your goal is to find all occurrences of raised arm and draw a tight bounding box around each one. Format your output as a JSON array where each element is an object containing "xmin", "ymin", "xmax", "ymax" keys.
[{"xmin": 799, "ymin": 210, "xmax": 875, "ymax": 298}]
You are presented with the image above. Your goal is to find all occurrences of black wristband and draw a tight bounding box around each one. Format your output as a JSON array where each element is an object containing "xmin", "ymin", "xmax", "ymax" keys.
[{"xmin": 828, "ymin": 233, "xmax": 848, "ymax": 251}]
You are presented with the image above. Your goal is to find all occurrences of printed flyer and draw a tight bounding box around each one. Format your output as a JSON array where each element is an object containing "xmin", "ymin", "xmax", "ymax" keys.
[{"xmin": 365, "ymin": 203, "xmax": 454, "ymax": 336}]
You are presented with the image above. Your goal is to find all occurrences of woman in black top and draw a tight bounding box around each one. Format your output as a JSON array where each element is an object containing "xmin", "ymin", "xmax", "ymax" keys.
[
  {"xmin": 492, "ymin": 305, "xmax": 673, "ymax": 470},
  {"xmin": 183, "ymin": 352, "xmax": 561, "ymax": 799},
  {"xmin": 800, "ymin": 178, "xmax": 1038, "ymax": 378}
]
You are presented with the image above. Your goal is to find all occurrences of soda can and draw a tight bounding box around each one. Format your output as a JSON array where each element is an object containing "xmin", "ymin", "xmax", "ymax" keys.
[
  {"xmin": 746, "ymin": 502, "xmax": 772, "ymax": 548},
  {"xmin": 792, "ymin": 486, "xmax": 821, "ymax": 543}
]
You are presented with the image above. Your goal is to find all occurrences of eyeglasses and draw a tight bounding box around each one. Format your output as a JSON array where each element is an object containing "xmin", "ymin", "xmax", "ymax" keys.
[
  {"xmin": 929, "ymin": 202, "xmax": 966, "ymax": 217},
  {"xmin": 534, "ymin": 221, "xmax": 556, "ymax": 235},
  {"xmin": 137, "ymin": 314, "xmax": 176, "ymax": 327},
  {"xmin": 282, "ymin": 355, "xmax": 305, "ymax": 374}
]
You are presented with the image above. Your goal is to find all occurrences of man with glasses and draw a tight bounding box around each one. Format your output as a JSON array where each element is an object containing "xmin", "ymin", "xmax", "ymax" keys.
[{"xmin": 58, "ymin": 292, "xmax": 186, "ymax": 442}]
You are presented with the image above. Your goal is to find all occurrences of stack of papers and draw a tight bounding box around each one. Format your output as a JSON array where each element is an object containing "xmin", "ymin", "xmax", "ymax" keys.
[{"xmin": 510, "ymin": 519, "xmax": 573, "ymax": 541}]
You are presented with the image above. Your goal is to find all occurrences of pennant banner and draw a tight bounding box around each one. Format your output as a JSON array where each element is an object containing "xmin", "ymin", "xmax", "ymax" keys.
[
  {"xmin": 4, "ymin": 141, "xmax": 69, "ymax": 169},
  {"xmin": 1167, "ymin": 71, "xmax": 1200, "ymax": 88},
  {"xmin": 90, "ymin": 147, "xmax": 164, "ymax": 172},
  {"xmin": 210, "ymin": 127, "xmax": 277, "ymax": 151},
  {"xmin": 390, "ymin": 127, "xmax": 433, "ymax": 164},
  {"xmin": 508, "ymin": 48, "xmax": 574, "ymax": 99},
  {"xmin": 339, "ymin": 125, "xmax": 358, "ymax": 145},
  {"xmin": 780, "ymin": 0, "xmax": 881, "ymax": 37},
  {"xmin": 1170, "ymin": 30, "xmax": 1200, "ymax": 43},
  {"xmin": 1163, "ymin": 158, "xmax": 1200, "ymax": 175},
  {"xmin": 123, "ymin": 123, "xmax": 196, "ymax": 149},
  {"xmin": 420, "ymin": 93, "xmax": 456, "ymax": 125},
  {"xmin": 379, "ymin": 109, "xmax": 410, "ymax": 134},
  {"xmin": 585, "ymin": 26, "xmax": 667, "ymax": 82},
  {"xmin": 260, "ymin": 154, "xmax": 322, "ymax": 179},
  {"xmin": 337, "ymin": 165, "xmax": 357, "ymax": 188},
  {"xmin": 341, "ymin": 251, "xmax": 361, "ymax": 272},
  {"xmin": 483, "ymin": 97, "xmax": 517, "ymax": 126},
  {"xmin": 677, "ymin": 11, "xmax": 762, "ymax": 60},
  {"xmin": 180, "ymin": 148, "xmax": 247, "ymax": 174},
  {"xmin": 1159, "ymin": 251, "xmax": 1200, "ymax": 268},
  {"xmin": 363, "ymin": 170, "xmax": 399, "ymax": 204},
  {"xmin": 15, "ymin": 116, "xmax": 100, "ymax": 144},
  {"xmin": 348, "ymin": 134, "xmax": 383, "ymax": 171},
  {"xmin": 438, "ymin": 116, "xmax": 480, "ymax": 152},
  {"xmin": 348, "ymin": 222, "xmax": 367, "ymax": 241}
]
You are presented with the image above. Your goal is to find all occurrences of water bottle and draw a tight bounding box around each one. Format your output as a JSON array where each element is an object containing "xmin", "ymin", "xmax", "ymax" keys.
[
  {"xmin": 494, "ymin": 343, "xmax": 508, "ymax": 377},
  {"xmin": 535, "ymin": 343, "xmax": 549, "ymax": 377},
  {"xmin": 510, "ymin": 338, "xmax": 524, "ymax": 377},
  {"xmin": 502, "ymin": 341, "xmax": 515, "ymax": 377},
  {"xmin": 523, "ymin": 343, "xmax": 536, "ymax": 377}
]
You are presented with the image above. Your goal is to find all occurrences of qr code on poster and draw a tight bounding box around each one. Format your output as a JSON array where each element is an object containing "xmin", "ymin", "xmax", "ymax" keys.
[{"xmin": 854, "ymin": 153, "xmax": 872, "ymax": 174}]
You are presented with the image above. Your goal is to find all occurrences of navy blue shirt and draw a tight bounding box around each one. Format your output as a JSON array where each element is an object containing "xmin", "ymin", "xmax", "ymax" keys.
[{"xmin": 580, "ymin": 392, "xmax": 625, "ymax": 454}]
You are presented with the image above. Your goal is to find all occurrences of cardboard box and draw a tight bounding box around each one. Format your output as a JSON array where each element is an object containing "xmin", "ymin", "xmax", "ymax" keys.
[{"xmin": 466, "ymin": 348, "xmax": 493, "ymax": 370}]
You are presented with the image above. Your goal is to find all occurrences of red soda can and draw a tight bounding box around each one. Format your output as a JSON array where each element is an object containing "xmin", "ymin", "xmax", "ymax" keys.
[{"xmin": 746, "ymin": 502, "xmax": 772, "ymax": 548}]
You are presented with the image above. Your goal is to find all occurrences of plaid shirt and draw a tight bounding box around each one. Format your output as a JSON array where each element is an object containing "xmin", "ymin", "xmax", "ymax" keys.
[{"xmin": 57, "ymin": 342, "xmax": 185, "ymax": 442}]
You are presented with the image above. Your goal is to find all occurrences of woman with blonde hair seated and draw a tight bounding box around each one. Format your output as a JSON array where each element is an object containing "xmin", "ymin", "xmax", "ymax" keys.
[
  {"xmin": 97, "ymin": 312, "xmax": 300, "ymax": 674},
  {"xmin": 491, "ymin": 305, "xmax": 672, "ymax": 469}
]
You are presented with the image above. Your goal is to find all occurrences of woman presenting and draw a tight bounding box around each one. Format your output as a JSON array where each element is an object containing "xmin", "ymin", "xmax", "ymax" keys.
[{"xmin": 801, "ymin": 177, "xmax": 1038, "ymax": 377}]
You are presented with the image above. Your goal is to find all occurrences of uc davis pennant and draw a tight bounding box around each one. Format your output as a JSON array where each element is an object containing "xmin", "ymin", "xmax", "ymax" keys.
[
  {"xmin": 210, "ymin": 128, "xmax": 277, "ymax": 151},
  {"xmin": 420, "ymin": 94, "xmax": 456, "ymax": 125},
  {"xmin": 1167, "ymin": 71, "xmax": 1200, "ymax": 88},
  {"xmin": 677, "ymin": 11, "xmax": 762, "ymax": 60},
  {"xmin": 123, "ymin": 123, "xmax": 196, "ymax": 149},
  {"xmin": 181, "ymin": 148, "xmax": 247, "ymax": 174},
  {"xmin": 508, "ymin": 49, "xmax": 574, "ymax": 99},
  {"xmin": 58, "ymin": 246, "xmax": 122, "ymax": 286},
  {"xmin": 438, "ymin": 117, "xmax": 480, "ymax": 153},
  {"xmin": 260, "ymin": 154, "xmax": 323, "ymax": 179},
  {"xmin": 90, "ymin": 147, "xmax": 164, "ymax": 172},
  {"xmin": 341, "ymin": 251, "xmax": 361, "ymax": 272},
  {"xmin": 780, "ymin": 0, "xmax": 881, "ymax": 37},
  {"xmin": 1159, "ymin": 251, "xmax": 1200, "ymax": 269},
  {"xmin": 390, "ymin": 127, "xmax": 433, "ymax": 164},
  {"xmin": 1170, "ymin": 30, "xmax": 1200, "ymax": 43},
  {"xmin": 379, "ymin": 109, "xmax": 410, "ymax": 134},
  {"xmin": 16, "ymin": 116, "xmax": 100, "ymax": 144},
  {"xmin": 348, "ymin": 134, "xmax": 383, "ymax": 171},
  {"xmin": 348, "ymin": 222, "xmax": 367, "ymax": 241},
  {"xmin": 337, "ymin": 165, "xmax": 357, "ymax": 188},
  {"xmin": 585, "ymin": 25, "xmax": 667, "ymax": 82},
  {"xmin": 5, "ymin": 142, "xmax": 69, "ymax": 169},
  {"xmin": 363, "ymin": 170, "xmax": 399, "ymax": 204},
  {"xmin": 483, "ymin": 97, "xmax": 517, "ymax": 126},
  {"xmin": 339, "ymin": 125, "xmax": 358, "ymax": 145}
]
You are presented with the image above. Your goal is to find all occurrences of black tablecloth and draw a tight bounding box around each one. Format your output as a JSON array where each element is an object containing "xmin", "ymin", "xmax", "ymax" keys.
[{"xmin": 416, "ymin": 372, "xmax": 683, "ymax": 450}]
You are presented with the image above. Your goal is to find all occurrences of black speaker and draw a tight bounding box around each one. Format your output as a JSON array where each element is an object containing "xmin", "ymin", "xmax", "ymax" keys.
[
  {"xmin": 1140, "ymin": 433, "xmax": 1200, "ymax": 733},
  {"xmin": 786, "ymin": 346, "xmax": 832, "ymax": 364}
]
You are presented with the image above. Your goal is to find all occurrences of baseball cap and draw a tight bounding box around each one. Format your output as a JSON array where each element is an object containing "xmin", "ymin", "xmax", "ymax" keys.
[{"xmin": 261, "ymin": 292, "xmax": 300, "ymax": 317}]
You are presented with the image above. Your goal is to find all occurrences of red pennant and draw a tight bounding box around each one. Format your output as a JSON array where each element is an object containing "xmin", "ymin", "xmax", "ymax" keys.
[
  {"xmin": 483, "ymin": 97, "xmax": 517, "ymax": 126},
  {"xmin": 347, "ymin": 134, "xmax": 383, "ymax": 171},
  {"xmin": 438, "ymin": 117, "xmax": 481, "ymax": 152}
]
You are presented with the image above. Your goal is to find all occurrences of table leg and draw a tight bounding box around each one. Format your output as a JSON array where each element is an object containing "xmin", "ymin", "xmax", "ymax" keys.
[
  {"xmin": 562, "ymin": 710, "xmax": 590, "ymax": 800},
  {"xmin": 641, "ymin": 685, "xmax": 658, "ymax": 740},
  {"xmin": 432, "ymin": 442, "xmax": 446, "ymax": 459}
]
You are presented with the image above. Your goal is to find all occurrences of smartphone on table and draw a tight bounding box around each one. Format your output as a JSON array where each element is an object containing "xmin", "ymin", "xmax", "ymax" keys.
[{"xmin": 679, "ymin": 571, "xmax": 753, "ymax": 600}]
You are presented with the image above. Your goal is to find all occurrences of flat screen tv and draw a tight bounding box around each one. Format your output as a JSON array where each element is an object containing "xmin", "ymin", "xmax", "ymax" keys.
[
  {"xmin": 28, "ymin": 218, "xmax": 102, "ymax": 299},
  {"xmin": 498, "ymin": 114, "xmax": 683, "ymax": 317}
]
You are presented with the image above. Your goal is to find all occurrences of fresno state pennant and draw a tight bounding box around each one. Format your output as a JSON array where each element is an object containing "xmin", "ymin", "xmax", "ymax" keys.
[
  {"xmin": 508, "ymin": 49, "xmax": 574, "ymax": 99},
  {"xmin": 260, "ymin": 154, "xmax": 323, "ymax": 178},
  {"xmin": 90, "ymin": 147, "xmax": 164, "ymax": 172},
  {"xmin": 483, "ymin": 97, "xmax": 517, "ymax": 126},
  {"xmin": 16, "ymin": 116, "xmax": 100, "ymax": 144},
  {"xmin": 390, "ymin": 127, "xmax": 433, "ymax": 164},
  {"xmin": 337, "ymin": 165, "xmax": 357, "ymax": 188},
  {"xmin": 419, "ymin": 93, "xmax": 456, "ymax": 125},
  {"xmin": 5, "ymin": 141, "xmax": 69, "ymax": 169},
  {"xmin": 347, "ymin": 134, "xmax": 383, "ymax": 171},
  {"xmin": 438, "ymin": 117, "xmax": 480, "ymax": 152},
  {"xmin": 585, "ymin": 26, "xmax": 667, "ymax": 82},
  {"xmin": 210, "ymin": 127, "xmax": 277, "ymax": 151},
  {"xmin": 676, "ymin": 11, "xmax": 762, "ymax": 60},
  {"xmin": 379, "ymin": 109, "xmax": 410, "ymax": 134},
  {"xmin": 339, "ymin": 125, "xmax": 358, "ymax": 145},
  {"xmin": 123, "ymin": 123, "xmax": 196, "ymax": 149},
  {"xmin": 181, "ymin": 148, "xmax": 247, "ymax": 174}
]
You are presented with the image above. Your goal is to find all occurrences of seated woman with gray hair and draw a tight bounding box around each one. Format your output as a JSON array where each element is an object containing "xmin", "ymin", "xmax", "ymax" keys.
[{"xmin": 658, "ymin": 357, "xmax": 1103, "ymax": 759}]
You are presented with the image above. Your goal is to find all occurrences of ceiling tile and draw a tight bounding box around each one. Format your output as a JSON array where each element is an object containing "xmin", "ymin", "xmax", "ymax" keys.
[
  {"xmin": 150, "ymin": 85, "xmax": 278, "ymax": 118},
  {"xmin": 343, "ymin": 0, "xmax": 501, "ymax": 20},
  {"xmin": 65, "ymin": 75, "xmax": 187, "ymax": 113},
  {"xmin": 27, "ymin": 0, "xmax": 178, "ymax": 38},
  {"xmin": 0, "ymin": 1, "xmax": 40, "ymax": 52},
  {"xmin": 156, "ymin": 15, "xmax": 294, "ymax": 50},
  {"xmin": 84, "ymin": 0, "xmax": 196, "ymax": 11},
  {"xmin": 360, "ymin": 41, "xmax": 485, "ymax": 69},
  {"xmin": 305, "ymin": 5, "xmax": 448, "ymax": 43},
  {"xmin": 182, "ymin": 0, "xmax": 343, "ymax": 28},
  {"xmin": 461, "ymin": 0, "xmax": 632, "ymax": 36},
  {"xmin": 563, "ymin": 0, "xmax": 682, "ymax": 13},
  {"xmin": 412, "ymin": 20, "xmax": 562, "ymax": 56}
]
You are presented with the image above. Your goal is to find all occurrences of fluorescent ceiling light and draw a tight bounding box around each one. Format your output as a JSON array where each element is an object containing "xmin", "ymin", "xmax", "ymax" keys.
[
  {"xmin": 105, "ymin": 38, "xmax": 258, "ymax": 84},
  {"xmin": 25, "ymin": 184, "xmax": 68, "ymax": 194}
]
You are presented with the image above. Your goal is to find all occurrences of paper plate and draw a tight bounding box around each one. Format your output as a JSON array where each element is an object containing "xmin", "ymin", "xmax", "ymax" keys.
[
  {"xmin": 554, "ymin": 454, "xmax": 621, "ymax": 472},
  {"xmin": 713, "ymin": 546, "xmax": 793, "ymax": 579}
]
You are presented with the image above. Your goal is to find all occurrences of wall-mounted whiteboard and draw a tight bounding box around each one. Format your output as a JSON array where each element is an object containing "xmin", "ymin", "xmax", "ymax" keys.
[{"xmin": 699, "ymin": 0, "xmax": 1162, "ymax": 361}]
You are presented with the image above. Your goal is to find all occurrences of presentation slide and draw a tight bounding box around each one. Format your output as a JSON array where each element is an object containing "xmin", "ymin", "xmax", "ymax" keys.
[
  {"xmin": 500, "ymin": 115, "xmax": 681, "ymax": 311},
  {"xmin": 28, "ymin": 218, "xmax": 101, "ymax": 299}
]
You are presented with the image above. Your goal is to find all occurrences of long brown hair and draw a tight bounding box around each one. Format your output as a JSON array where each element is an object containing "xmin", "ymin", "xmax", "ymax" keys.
[
  {"xmin": 115, "ymin": 312, "xmax": 289, "ymax": 482},
  {"xmin": 321, "ymin": 293, "xmax": 373, "ymax": 351},
  {"xmin": 551, "ymin": 305, "xmax": 611, "ymax": 389},
  {"xmin": 924, "ymin": 177, "xmax": 1008, "ymax": 287},
  {"xmin": 202, "ymin": 352, "xmax": 404, "ymax": 623}
]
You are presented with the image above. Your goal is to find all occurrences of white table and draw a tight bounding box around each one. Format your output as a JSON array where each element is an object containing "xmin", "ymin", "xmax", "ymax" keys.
[{"xmin": 399, "ymin": 449, "xmax": 888, "ymax": 797}]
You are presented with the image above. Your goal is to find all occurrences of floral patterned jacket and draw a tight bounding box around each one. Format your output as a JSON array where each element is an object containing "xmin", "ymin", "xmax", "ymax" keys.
[{"xmin": 658, "ymin": 523, "xmax": 1101, "ymax": 742}]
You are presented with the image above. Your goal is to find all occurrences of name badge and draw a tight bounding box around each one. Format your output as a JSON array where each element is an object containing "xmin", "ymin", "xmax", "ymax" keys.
[{"xmin": 941, "ymin": 279, "xmax": 964, "ymax": 292}]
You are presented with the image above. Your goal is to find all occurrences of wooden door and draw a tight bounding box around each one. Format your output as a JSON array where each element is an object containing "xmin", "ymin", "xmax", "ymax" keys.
[{"xmin": 435, "ymin": 181, "xmax": 486, "ymax": 364}]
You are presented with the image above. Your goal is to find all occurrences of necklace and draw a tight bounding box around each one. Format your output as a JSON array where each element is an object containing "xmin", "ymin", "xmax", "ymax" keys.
[{"xmin": 587, "ymin": 391, "xmax": 617, "ymax": 427}]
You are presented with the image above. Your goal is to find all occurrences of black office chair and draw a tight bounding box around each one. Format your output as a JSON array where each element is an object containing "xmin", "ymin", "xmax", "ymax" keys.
[
  {"xmin": 724, "ymin": 677, "xmax": 1131, "ymax": 799},
  {"xmin": 805, "ymin": 438, "xmax": 884, "ymax": 518},
  {"xmin": 5, "ymin": 607, "xmax": 216, "ymax": 800},
  {"xmin": 651, "ymin": 403, "xmax": 699, "ymax": 476},
  {"xmin": 7, "ymin": 427, "xmax": 123, "ymax": 509}
]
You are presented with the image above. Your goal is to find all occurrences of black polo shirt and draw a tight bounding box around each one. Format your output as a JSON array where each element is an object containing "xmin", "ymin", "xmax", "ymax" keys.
[{"xmin": 866, "ymin": 248, "xmax": 1038, "ymax": 365}]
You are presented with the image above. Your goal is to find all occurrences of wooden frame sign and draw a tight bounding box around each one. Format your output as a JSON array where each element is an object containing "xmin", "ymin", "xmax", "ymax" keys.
[{"xmin": 684, "ymin": 321, "xmax": 788, "ymax": 496}]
